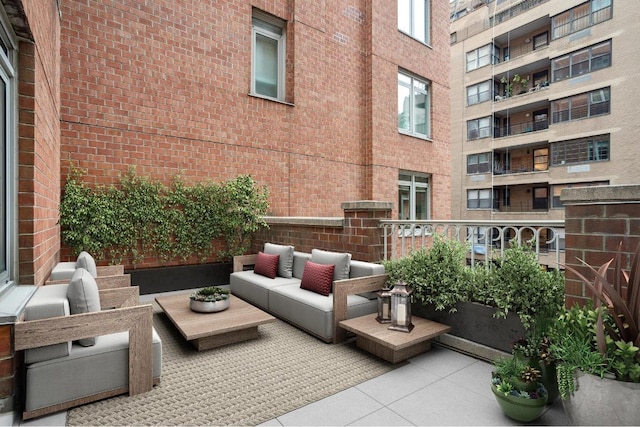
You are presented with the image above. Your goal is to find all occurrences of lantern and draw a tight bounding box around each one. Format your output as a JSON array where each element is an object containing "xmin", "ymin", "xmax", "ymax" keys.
[
  {"xmin": 389, "ymin": 281, "xmax": 414, "ymax": 332},
  {"xmin": 376, "ymin": 287, "xmax": 392, "ymax": 323}
]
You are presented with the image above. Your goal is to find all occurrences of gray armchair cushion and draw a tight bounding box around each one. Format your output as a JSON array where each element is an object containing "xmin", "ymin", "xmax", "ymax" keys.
[
  {"xmin": 67, "ymin": 268, "xmax": 101, "ymax": 346},
  {"xmin": 24, "ymin": 284, "xmax": 71, "ymax": 364},
  {"xmin": 264, "ymin": 243, "xmax": 294, "ymax": 279},
  {"xmin": 76, "ymin": 251, "xmax": 98, "ymax": 277}
]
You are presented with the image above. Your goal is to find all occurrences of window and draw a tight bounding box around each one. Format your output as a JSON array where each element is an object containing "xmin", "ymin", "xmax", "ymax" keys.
[
  {"xmin": 467, "ymin": 189, "xmax": 492, "ymax": 209},
  {"xmin": 251, "ymin": 10, "xmax": 286, "ymax": 101},
  {"xmin": 466, "ymin": 43, "xmax": 498, "ymax": 71},
  {"xmin": 532, "ymin": 187, "xmax": 549, "ymax": 210},
  {"xmin": 467, "ymin": 152, "xmax": 491, "ymax": 174},
  {"xmin": 466, "ymin": 80, "xmax": 491, "ymax": 105},
  {"xmin": 0, "ymin": 17, "xmax": 15, "ymax": 287},
  {"xmin": 533, "ymin": 32, "xmax": 548, "ymax": 50},
  {"xmin": 552, "ymin": 0, "xmax": 612, "ymax": 40},
  {"xmin": 398, "ymin": 0, "xmax": 430, "ymax": 44},
  {"xmin": 533, "ymin": 148, "xmax": 549, "ymax": 171},
  {"xmin": 552, "ymin": 40, "xmax": 611, "ymax": 82},
  {"xmin": 551, "ymin": 134, "xmax": 610, "ymax": 165},
  {"xmin": 552, "ymin": 87, "xmax": 610, "ymax": 123},
  {"xmin": 467, "ymin": 116, "xmax": 491, "ymax": 140},
  {"xmin": 398, "ymin": 172, "xmax": 430, "ymax": 220},
  {"xmin": 398, "ymin": 71, "xmax": 430, "ymax": 138}
]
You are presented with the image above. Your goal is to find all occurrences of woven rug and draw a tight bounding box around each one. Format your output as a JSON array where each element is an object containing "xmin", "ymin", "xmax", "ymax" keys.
[{"xmin": 66, "ymin": 303, "xmax": 395, "ymax": 426}]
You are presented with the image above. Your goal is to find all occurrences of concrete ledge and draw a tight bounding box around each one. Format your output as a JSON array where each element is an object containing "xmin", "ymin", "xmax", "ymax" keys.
[
  {"xmin": 341, "ymin": 201, "xmax": 393, "ymax": 211},
  {"xmin": 561, "ymin": 184, "xmax": 640, "ymax": 204},
  {"xmin": 434, "ymin": 333, "xmax": 509, "ymax": 362},
  {"xmin": 264, "ymin": 217, "xmax": 344, "ymax": 227}
]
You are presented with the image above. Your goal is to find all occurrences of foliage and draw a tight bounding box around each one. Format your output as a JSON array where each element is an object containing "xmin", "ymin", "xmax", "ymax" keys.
[
  {"xmin": 383, "ymin": 240, "xmax": 565, "ymax": 330},
  {"xmin": 189, "ymin": 286, "xmax": 230, "ymax": 302},
  {"xmin": 491, "ymin": 355, "xmax": 546, "ymax": 400},
  {"xmin": 382, "ymin": 235, "xmax": 468, "ymax": 312},
  {"xmin": 59, "ymin": 166, "xmax": 269, "ymax": 265},
  {"xmin": 550, "ymin": 241, "xmax": 640, "ymax": 398}
]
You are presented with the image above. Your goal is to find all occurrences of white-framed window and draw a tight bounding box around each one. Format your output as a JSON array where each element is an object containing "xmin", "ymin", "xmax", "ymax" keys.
[
  {"xmin": 251, "ymin": 9, "xmax": 286, "ymax": 101},
  {"xmin": 466, "ymin": 43, "xmax": 499, "ymax": 72},
  {"xmin": 466, "ymin": 116, "xmax": 491, "ymax": 140},
  {"xmin": 398, "ymin": 0, "xmax": 430, "ymax": 45},
  {"xmin": 467, "ymin": 189, "xmax": 492, "ymax": 210},
  {"xmin": 466, "ymin": 80, "xmax": 491, "ymax": 105},
  {"xmin": 398, "ymin": 71, "xmax": 430, "ymax": 138},
  {"xmin": 398, "ymin": 172, "xmax": 430, "ymax": 220},
  {"xmin": 0, "ymin": 12, "xmax": 16, "ymax": 287}
]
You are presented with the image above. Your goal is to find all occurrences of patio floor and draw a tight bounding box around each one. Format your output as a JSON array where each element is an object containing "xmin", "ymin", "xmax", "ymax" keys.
[{"xmin": 18, "ymin": 290, "xmax": 570, "ymax": 426}]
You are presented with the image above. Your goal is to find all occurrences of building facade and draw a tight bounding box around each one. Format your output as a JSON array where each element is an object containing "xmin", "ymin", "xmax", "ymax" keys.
[{"xmin": 450, "ymin": 0, "xmax": 639, "ymax": 229}]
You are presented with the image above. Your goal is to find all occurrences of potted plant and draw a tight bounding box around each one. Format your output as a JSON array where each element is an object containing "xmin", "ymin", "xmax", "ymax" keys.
[
  {"xmin": 491, "ymin": 355, "xmax": 548, "ymax": 422},
  {"xmin": 189, "ymin": 286, "xmax": 231, "ymax": 313},
  {"xmin": 549, "ymin": 241, "xmax": 640, "ymax": 425}
]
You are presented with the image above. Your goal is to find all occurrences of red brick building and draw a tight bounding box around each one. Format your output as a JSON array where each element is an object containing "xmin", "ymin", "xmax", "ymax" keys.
[{"xmin": 0, "ymin": 1, "xmax": 450, "ymax": 413}]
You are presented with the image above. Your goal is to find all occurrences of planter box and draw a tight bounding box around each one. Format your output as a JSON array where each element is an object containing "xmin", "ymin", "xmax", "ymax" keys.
[
  {"xmin": 413, "ymin": 301, "xmax": 525, "ymax": 353},
  {"xmin": 128, "ymin": 262, "xmax": 233, "ymax": 295}
]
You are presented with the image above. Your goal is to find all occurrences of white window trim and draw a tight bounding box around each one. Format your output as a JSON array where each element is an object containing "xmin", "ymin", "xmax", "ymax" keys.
[
  {"xmin": 399, "ymin": 172, "xmax": 431, "ymax": 221},
  {"xmin": 398, "ymin": 71, "xmax": 431, "ymax": 139},
  {"xmin": 251, "ymin": 10, "xmax": 286, "ymax": 102},
  {"xmin": 398, "ymin": 0, "xmax": 430, "ymax": 45}
]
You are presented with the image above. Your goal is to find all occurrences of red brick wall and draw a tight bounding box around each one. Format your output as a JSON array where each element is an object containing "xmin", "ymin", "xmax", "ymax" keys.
[
  {"xmin": 18, "ymin": 0, "xmax": 62, "ymax": 286},
  {"xmin": 58, "ymin": 0, "xmax": 450, "ymax": 267},
  {"xmin": 562, "ymin": 185, "xmax": 640, "ymax": 307}
]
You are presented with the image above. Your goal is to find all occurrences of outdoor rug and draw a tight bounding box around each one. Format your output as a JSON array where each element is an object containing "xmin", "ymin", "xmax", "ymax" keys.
[{"xmin": 66, "ymin": 302, "xmax": 395, "ymax": 426}]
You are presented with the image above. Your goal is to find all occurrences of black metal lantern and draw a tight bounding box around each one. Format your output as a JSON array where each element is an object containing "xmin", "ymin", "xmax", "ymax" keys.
[
  {"xmin": 376, "ymin": 287, "xmax": 392, "ymax": 323},
  {"xmin": 389, "ymin": 281, "xmax": 414, "ymax": 332}
]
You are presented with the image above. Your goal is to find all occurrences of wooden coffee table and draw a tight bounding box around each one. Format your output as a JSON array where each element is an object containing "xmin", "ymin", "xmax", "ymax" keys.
[
  {"xmin": 339, "ymin": 313, "xmax": 451, "ymax": 363},
  {"xmin": 155, "ymin": 293, "xmax": 276, "ymax": 351}
]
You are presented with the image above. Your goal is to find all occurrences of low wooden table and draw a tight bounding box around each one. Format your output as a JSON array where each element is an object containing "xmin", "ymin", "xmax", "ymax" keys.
[
  {"xmin": 339, "ymin": 313, "xmax": 451, "ymax": 363},
  {"xmin": 155, "ymin": 293, "xmax": 276, "ymax": 351}
]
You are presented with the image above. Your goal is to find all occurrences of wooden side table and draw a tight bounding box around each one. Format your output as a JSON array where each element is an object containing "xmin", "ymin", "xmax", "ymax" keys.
[{"xmin": 339, "ymin": 313, "xmax": 451, "ymax": 363}]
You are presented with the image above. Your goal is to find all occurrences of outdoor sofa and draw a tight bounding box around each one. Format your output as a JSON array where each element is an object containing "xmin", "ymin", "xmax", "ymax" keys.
[{"xmin": 230, "ymin": 243, "xmax": 387, "ymax": 343}]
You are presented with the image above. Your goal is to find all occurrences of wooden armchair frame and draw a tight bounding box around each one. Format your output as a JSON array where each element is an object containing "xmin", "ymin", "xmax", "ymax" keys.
[
  {"xmin": 15, "ymin": 286, "xmax": 155, "ymax": 420},
  {"xmin": 46, "ymin": 264, "xmax": 126, "ymax": 285},
  {"xmin": 46, "ymin": 271, "xmax": 131, "ymax": 289}
]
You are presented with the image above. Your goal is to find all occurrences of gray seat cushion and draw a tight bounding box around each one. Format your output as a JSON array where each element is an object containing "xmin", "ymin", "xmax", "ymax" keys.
[
  {"xmin": 24, "ymin": 284, "xmax": 71, "ymax": 364},
  {"xmin": 25, "ymin": 328, "xmax": 162, "ymax": 412},
  {"xmin": 230, "ymin": 270, "xmax": 300, "ymax": 310}
]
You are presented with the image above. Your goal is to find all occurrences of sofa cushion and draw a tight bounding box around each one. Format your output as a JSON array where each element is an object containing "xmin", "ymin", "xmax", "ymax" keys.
[
  {"xmin": 67, "ymin": 268, "xmax": 101, "ymax": 346},
  {"xmin": 254, "ymin": 251, "xmax": 279, "ymax": 279},
  {"xmin": 48, "ymin": 262, "xmax": 77, "ymax": 281},
  {"xmin": 292, "ymin": 252, "xmax": 312, "ymax": 279},
  {"xmin": 264, "ymin": 243, "xmax": 294, "ymax": 279},
  {"xmin": 76, "ymin": 251, "xmax": 98, "ymax": 278},
  {"xmin": 311, "ymin": 249, "xmax": 351, "ymax": 280},
  {"xmin": 230, "ymin": 270, "xmax": 300, "ymax": 310},
  {"xmin": 24, "ymin": 284, "xmax": 71, "ymax": 364},
  {"xmin": 300, "ymin": 261, "xmax": 335, "ymax": 296}
]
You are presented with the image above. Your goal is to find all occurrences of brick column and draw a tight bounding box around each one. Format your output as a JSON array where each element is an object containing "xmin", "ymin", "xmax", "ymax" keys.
[
  {"xmin": 341, "ymin": 201, "xmax": 392, "ymax": 263},
  {"xmin": 561, "ymin": 185, "xmax": 640, "ymax": 307}
]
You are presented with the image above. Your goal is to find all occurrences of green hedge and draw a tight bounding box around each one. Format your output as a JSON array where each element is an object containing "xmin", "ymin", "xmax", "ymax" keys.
[{"xmin": 59, "ymin": 166, "xmax": 269, "ymax": 265}]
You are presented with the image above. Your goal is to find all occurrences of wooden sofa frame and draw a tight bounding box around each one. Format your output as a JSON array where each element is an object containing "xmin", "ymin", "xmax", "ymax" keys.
[
  {"xmin": 46, "ymin": 264, "xmax": 128, "ymax": 287},
  {"xmin": 232, "ymin": 254, "xmax": 389, "ymax": 344},
  {"xmin": 15, "ymin": 285, "xmax": 157, "ymax": 420}
]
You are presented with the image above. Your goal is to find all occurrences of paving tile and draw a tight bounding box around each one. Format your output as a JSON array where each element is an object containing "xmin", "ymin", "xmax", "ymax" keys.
[
  {"xmin": 388, "ymin": 377, "xmax": 512, "ymax": 426},
  {"xmin": 348, "ymin": 407, "xmax": 414, "ymax": 426},
  {"xmin": 276, "ymin": 387, "xmax": 383, "ymax": 426},
  {"xmin": 257, "ymin": 418, "xmax": 284, "ymax": 426},
  {"xmin": 446, "ymin": 358, "xmax": 495, "ymax": 400},
  {"xmin": 19, "ymin": 412, "xmax": 67, "ymax": 427},
  {"xmin": 356, "ymin": 362, "xmax": 441, "ymax": 405},
  {"xmin": 408, "ymin": 345, "xmax": 480, "ymax": 377}
]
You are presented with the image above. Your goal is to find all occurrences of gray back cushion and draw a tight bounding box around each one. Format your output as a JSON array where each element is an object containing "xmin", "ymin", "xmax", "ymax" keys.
[
  {"xmin": 311, "ymin": 249, "xmax": 351, "ymax": 281},
  {"xmin": 76, "ymin": 251, "xmax": 98, "ymax": 278},
  {"xmin": 24, "ymin": 284, "xmax": 71, "ymax": 364},
  {"xmin": 67, "ymin": 268, "xmax": 101, "ymax": 346},
  {"xmin": 264, "ymin": 243, "xmax": 294, "ymax": 279}
]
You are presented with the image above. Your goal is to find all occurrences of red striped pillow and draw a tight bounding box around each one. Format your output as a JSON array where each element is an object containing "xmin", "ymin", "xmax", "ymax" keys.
[
  {"xmin": 300, "ymin": 261, "xmax": 335, "ymax": 296},
  {"xmin": 254, "ymin": 251, "xmax": 280, "ymax": 279}
]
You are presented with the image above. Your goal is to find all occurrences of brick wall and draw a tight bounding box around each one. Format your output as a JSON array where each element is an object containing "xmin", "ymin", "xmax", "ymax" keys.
[
  {"xmin": 562, "ymin": 185, "xmax": 640, "ymax": 307},
  {"xmin": 253, "ymin": 201, "xmax": 392, "ymax": 263},
  {"xmin": 57, "ymin": 0, "xmax": 451, "ymax": 268}
]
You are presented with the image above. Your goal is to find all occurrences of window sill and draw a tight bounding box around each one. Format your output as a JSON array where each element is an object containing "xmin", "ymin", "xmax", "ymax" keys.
[
  {"xmin": 398, "ymin": 130, "xmax": 432, "ymax": 142},
  {"xmin": 248, "ymin": 92, "xmax": 294, "ymax": 107}
]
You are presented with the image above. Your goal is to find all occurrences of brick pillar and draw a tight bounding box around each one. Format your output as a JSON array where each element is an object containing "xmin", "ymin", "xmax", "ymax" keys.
[
  {"xmin": 561, "ymin": 185, "xmax": 640, "ymax": 307},
  {"xmin": 0, "ymin": 325, "xmax": 19, "ymax": 413},
  {"xmin": 341, "ymin": 201, "xmax": 392, "ymax": 263}
]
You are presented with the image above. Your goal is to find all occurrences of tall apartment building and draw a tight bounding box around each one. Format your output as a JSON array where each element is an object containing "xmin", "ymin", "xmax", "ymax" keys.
[{"xmin": 449, "ymin": 0, "xmax": 639, "ymax": 231}]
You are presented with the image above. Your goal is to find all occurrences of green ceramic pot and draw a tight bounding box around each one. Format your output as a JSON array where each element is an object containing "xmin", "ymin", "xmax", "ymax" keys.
[{"xmin": 491, "ymin": 383, "xmax": 547, "ymax": 422}]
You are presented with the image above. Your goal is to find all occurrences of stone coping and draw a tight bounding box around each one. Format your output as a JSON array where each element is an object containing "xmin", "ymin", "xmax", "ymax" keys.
[
  {"xmin": 561, "ymin": 184, "xmax": 640, "ymax": 204},
  {"xmin": 264, "ymin": 217, "xmax": 344, "ymax": 227}
]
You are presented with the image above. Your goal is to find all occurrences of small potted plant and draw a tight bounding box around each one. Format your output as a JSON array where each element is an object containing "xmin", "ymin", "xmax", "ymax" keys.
[
  {"xmin": 491, "ymin": 355, "xmax": 548, "ymax": 422},
  {"xmin": 189, "ymin": 286, "xmax": 231, "ymax": 313}
]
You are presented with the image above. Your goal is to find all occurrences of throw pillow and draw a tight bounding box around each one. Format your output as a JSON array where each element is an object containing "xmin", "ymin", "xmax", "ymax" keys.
[
  {"xmin": 76, "ymin": 251, "xmax": 98, "ymax": 278},
  {"xmin": 264, "ymin": 243, "xmax": 294, "ymax": 278},
  {"xmin": 311, "ymin": 249, "xmax": 351, "ymax": 281},
  {"xmin": 300, "ymin": 261, "xmax": 335, "ymax": 296},
  {"xmin": 67, "ymin": 267, "xmax": 101, "ymax": 346},
  {"xmin": 254, "ymin": 251, "xmax": 279, "ymax": 279}
]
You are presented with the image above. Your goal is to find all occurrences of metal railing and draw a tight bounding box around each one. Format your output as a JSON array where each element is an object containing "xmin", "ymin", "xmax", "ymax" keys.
[{"xmin": 380, "ymin": 220, "xmax": 565, "ymax": 268}]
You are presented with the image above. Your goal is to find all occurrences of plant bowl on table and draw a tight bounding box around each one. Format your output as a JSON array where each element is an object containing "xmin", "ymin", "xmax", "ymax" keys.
[{"xmin": 189, "ymin": 286, "xmax": 231, "ymax": 313}]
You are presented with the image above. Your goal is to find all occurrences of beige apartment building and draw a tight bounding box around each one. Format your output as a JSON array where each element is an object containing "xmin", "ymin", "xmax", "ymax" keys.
[{"xmin": 449, "ymin": 0, "xmax": 639, "ymax": 233}]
